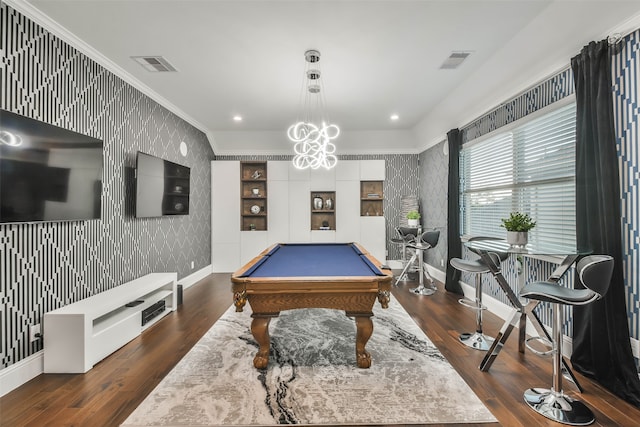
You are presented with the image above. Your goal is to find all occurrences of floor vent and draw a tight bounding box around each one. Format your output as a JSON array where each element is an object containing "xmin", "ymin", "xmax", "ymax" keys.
[{"xmin": 131, "ymin": 56, "xmax": 178, "ymax": 72}]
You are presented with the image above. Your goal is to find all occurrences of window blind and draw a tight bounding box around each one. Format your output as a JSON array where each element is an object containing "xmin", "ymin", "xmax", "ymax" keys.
[{"xmin": 460, "ymin": 102, "xmax": 576, "ymax": 252}]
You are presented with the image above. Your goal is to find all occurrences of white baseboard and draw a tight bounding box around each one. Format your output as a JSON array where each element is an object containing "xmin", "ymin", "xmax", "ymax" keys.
[
  {"xmin": 0, "ymin": 351, "xmax": 43, "ymax": 397},
  {"xmin": 179, "ymin": 265, "xmax": 213, "ymax": 290}
]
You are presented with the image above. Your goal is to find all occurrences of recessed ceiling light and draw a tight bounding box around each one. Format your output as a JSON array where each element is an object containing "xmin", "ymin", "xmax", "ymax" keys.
[
  {"xmin": 233, "ymin": 115, "xmax": 243, "ymax": 122},
  {"xmin": 390, "ymin": 114, "xmax": 399, "ymax": 121}
]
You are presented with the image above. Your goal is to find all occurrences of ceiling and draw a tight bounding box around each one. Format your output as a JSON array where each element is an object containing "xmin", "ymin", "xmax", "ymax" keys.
[{"xmin": 16, "ymin": 1, "xmax": 640, "ymax": 155}]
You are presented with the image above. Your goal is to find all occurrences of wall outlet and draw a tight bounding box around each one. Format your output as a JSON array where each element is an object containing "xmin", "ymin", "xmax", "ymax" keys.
[
  {"xmin": 29, "ymin": 323, "xmax": 41, "ymax": 342},
  {"xmin": 440, "ymin": 258, "xmax": 444, "ymax": 267},
  {"xmin": 191, "ymin": 261, "xmax": 194, "ymax": 269}
]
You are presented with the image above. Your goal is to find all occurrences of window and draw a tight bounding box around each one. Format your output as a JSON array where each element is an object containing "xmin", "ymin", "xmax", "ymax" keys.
[{"xmin": 460, "ymin": 101, "xmax": 576, "ymax": 252}]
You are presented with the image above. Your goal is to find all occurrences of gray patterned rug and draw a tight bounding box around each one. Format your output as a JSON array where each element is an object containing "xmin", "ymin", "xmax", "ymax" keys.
[{"xmin": 122, "ymin": 298, "xmax": 496, "ymax": 426}]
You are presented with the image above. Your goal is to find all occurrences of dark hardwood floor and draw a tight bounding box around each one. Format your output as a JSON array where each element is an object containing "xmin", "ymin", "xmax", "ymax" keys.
[{"xmin": 1, "ymin": 273, "xmax": 639, "ymax": 426}]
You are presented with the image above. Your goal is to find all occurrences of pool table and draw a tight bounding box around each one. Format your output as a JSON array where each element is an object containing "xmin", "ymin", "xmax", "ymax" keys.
[{"xmin": 231, "ymin": 242, "xmax": 393, "ymax": 369}]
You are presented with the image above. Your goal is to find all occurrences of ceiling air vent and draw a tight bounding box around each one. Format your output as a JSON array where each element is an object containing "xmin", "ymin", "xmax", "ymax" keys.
[
  {"xmin": 439, "ymin": 51, "xmax": 472, "ymax": 70},
  {"xmin": 131, "ymin": 56, "xmax": 177, "ymax": 72}
]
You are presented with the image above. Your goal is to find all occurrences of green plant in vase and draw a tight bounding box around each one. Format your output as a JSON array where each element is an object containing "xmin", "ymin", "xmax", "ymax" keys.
[
  {"xmin": 407, "ymin": 210, "xmax": 421, "ymax": 227},
  {"xmin": 500, "ymin": 212, "xmax": 536, "ymax": 246}
]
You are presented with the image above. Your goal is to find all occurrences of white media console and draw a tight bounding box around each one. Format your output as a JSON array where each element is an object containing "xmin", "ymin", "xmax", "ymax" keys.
[{"xmin": 44, "ymin": 273, "xmax": 177, "ymax": 373}]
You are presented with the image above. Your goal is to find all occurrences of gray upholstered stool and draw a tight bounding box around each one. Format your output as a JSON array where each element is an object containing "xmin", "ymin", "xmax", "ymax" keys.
[
  {"xmin": 519, "ymin": 254, "xmax": 614, "ymax": 426},
  {"xmin": 390, "ymin": 227, "xmax": 418, "ymax": 281},
  {"xmin": 451, "ymin": 251, "xmax": 505, "ymax": 350},
  {"xmin": 396, "ymin": 230, "xmax": 440, "ymax": 295},
  {"xmin": 450, "ymin": 237, "xmax": 507, "ymax": 351}
]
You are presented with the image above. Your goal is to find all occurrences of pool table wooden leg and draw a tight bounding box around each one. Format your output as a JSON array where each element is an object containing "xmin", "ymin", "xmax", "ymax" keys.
[
  {"xmin": 251, "ymin": 315, "xmax": 272, "ymax": 369},
  {"xmin": 353, "ymin": 314, "xmax": 374, "ymax": 368}
]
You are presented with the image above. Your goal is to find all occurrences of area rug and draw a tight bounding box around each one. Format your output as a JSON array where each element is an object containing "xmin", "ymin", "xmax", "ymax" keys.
[{"xmin": 121, "ymin": 298, "xmax": 496, "ymax": 426}]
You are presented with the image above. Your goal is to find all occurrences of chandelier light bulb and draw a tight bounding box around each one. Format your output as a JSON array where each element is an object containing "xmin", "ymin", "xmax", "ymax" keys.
[{"xmin": 288, "ymin": 121, "xmax": 339, "ymax": 170}]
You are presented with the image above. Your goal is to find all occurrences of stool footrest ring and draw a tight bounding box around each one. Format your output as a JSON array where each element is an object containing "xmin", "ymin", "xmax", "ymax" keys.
[
  {"xmin": 458, "ymin": 298, "xmax": 486, "ymax": 311},
  {"xmin": 525, "ymin": 336, "xmax": 554, "ymax": 356}
]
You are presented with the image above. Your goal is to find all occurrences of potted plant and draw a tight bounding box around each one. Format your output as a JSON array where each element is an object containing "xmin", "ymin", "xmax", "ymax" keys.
[
  {"xmin": 407, "ymin": 210, "xmax": 421, "ymax": 227},
  {"xmin": 500, "ymin": 212, "xmax": 536, "ymax": 246}
]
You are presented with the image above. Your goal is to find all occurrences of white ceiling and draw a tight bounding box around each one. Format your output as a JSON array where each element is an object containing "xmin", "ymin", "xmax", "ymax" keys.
[{"xmin": 15, "ymin": 0, "xmax": 640, "ymax": 155}]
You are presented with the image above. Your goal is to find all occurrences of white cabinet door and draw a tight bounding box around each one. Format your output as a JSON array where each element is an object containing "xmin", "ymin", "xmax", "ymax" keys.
[
  {"xmin": 240, "ymin": 231, "xmax": 269, "ymax": 266},
  {"xmin": 335, "ymin": 160, "xmax": 360, "ymax": 181},
  {"xmin": 288, "ymin": 163, "xmax": 310, "ymax": 181},
  {"xmin": 311, "ymin": 230, "xmax": 336, "ymax": 242},
  {"xmin": 289, "ymin": 180, "xmax": 311, "ymax": 242},
  {"xmin": 310, "ymin": 167, "xmax": 336, "ymax": 190},
  {"xmin": 268, "ymin": 160, "xmax": 289, "ymax": 181},
  {"xmin": 268, "ymin": 180, "xmax": 289, "ymax": 244},
  {"xmin": 335, "ymin": 180, "xmax": 361, "ymax": 243},
  {"xmin": 212, "ymin": 243, "xmax": 240, "ymax": 273},
  {"xmin": 360, "ymin": 159, "xmax": 385, "ymax": 180},
  {"xmin": 211, "ymin": 161, "xmax": 240, "ymax": 243},
  {"xmin": 360, "ymin": 216, "xmax": 386, "ymax": 263},
  {"xmin": 211, "ymin": 161, "xmax": 240, "ymax": 272}
]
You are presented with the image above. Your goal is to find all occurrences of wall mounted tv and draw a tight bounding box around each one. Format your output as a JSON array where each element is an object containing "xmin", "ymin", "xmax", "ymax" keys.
[
  {"xmin": 135, "ymin": 151, "xmax": 190, "ymax": 218},
  {"xmin": 0, "ymin": 110, "xmax": 103, "ymax": 224}
]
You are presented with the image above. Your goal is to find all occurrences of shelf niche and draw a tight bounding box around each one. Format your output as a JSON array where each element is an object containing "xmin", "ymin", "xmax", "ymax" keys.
[
  {"xmin": 240, "ymin": 161, "xmax": 267, "ymax": 231},
  {"xmin": 310, "ymin": 191, "xmax": 336, "ymax": 230},
  {"xmin": 163, "ymin": 161, "xmax": 190, "ymax": 215},
  {"xmin": 360, "ymin": 181, "xmax": 383, "ymax": 216}
]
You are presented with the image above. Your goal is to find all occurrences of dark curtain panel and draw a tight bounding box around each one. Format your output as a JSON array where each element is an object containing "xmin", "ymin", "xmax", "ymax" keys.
[
  {"xmin": 571, "ymin": 39, "xmax": 640, "ymax": 407},
  {"xmin": 445, "ymin": 128, "xmax": 463, "ymax": 294}
]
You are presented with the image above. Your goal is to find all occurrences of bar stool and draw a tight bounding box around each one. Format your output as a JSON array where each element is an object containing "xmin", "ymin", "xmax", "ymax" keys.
[
  {"xmin": 396, "ymin": 230, "xmax": 439, "ymax": 295},
  {"xmin": 391, "ymin": 227, "xmax": 419, "ymax": 282},
  {"xmin": 519, "ymin": 255, "xmax": 614, "ymax": 426},
  {"xmin": 450, "ymin": 237, "xmax": 507, "ymax": 351}
]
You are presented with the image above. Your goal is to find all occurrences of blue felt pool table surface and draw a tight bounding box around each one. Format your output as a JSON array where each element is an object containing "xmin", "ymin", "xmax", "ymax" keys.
[{"xmin": 238, "ymin": 243, "xmax": 386, "ymax": 278}]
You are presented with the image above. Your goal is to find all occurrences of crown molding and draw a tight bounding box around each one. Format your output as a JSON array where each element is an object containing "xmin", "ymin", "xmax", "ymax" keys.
[
  {"xmin": 4, "ymin": 0, "xmax": 219, "ymax": 154},
  {"xmin": 212, "ymin": 147, "xmax": 421, "ymax": 157}
]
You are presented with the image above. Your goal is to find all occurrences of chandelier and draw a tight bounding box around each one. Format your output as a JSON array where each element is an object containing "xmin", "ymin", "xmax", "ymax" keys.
[{"xmin": 287, "ymin": 49, "xmax": 339, "ymax": 170}]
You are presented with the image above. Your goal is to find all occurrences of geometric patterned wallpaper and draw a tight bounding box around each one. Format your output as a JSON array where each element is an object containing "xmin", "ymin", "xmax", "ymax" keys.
[
  {"xmin": 612, "ymin": 29, "xmax": 640, "ymax": 341},
  {"xmin": 216, "ymin": 154, "xmax": 419, "ymax": 261},
  {"xmin": 418, "ymin": 141, "xmax": 449, "ymax": 269},
  {"xmin": 0, "ymin": 4, "xmax": 215, "ymax": 369}
]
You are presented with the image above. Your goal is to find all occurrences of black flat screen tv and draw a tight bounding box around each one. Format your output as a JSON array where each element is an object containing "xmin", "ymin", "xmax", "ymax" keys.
[
  {"xmin": 135, "ymin": 152, "xmax": 190, "ymax": 218},
  {"xmin": 0, "ymin": 110, "xmax": 103, "ymax": 224}
]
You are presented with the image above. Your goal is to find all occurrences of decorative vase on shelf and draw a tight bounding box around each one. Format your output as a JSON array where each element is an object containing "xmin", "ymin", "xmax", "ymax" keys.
[
  {"xmin": 325, "ymin": 197, "xmax": 333, "ymax": 210},
  {"xmin": 313, "ymin": 195, "xmax": 323, "ymax": 210},
  {"xmin": 506, "ymin": 231, "xmax": 528, "ymax": 247},
  {"xmin": 407, "ymin": 218, "xmax": 419, "ymax": 227}
]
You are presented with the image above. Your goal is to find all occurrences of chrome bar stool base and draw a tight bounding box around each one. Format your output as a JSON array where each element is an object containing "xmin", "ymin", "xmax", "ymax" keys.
[
  {"xmin": 523, "ymin": 388, "xmax": 595, "ymax": 426},
  {"xmin": 459, "ymin": 331, "xmax": 494, "ymax": 351},
  {"xmin": 410, "ymin": 284, "xmax": 436, "ymax": 296}
]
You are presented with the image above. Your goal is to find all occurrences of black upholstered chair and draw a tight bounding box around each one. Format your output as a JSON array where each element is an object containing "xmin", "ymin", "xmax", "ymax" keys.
[
  {"xmin": 450, "ymin": 237, "xmax": 508, "ymax": 351},
  {"xmin": 519, "ymin": 254, "xmax": 614, "ymax": 426}
]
